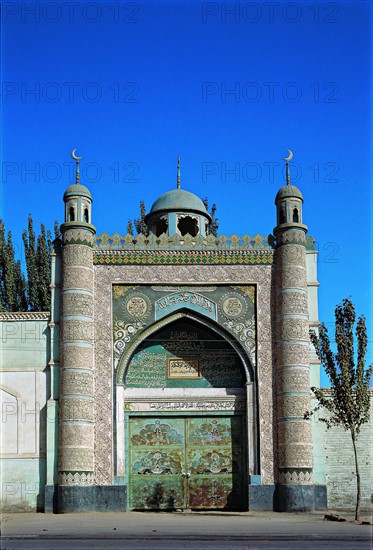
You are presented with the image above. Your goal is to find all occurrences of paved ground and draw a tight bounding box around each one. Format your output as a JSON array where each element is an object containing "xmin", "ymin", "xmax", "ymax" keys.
[{"xmin": 1, "ymin": 510, "xmax": 372, "ymax": 550}]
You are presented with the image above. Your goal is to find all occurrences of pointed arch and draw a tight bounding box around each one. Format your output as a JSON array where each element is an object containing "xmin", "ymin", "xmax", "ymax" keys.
[{"xmin": 116, "ymin": 309, "xmax": 254, "ymax": 385}]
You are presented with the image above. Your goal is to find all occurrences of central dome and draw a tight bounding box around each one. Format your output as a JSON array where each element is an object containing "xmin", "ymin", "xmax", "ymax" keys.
[
  {"xmin": 145, "ymin": 187, "xmax": 212, "ymax": 237},
  {"xmin": 147, "ymin": 188, "xmax": 210, "ymax": 218}
]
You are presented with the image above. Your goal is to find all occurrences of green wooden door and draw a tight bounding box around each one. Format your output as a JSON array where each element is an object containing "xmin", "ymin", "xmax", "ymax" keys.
[{"xmin": 129, "ymin": 415, "xmax": 246, "ymax": 510}]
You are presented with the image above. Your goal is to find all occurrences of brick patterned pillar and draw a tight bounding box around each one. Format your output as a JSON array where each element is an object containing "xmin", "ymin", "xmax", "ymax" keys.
[
  {"xmin": 275, "ymin": 230, "xmax": 313, "ymax": 483},
  {"xmin": 273, "ymin": 179, "xmax": 324, "ymax": 511},
  {"xmin": 58, "ymin": 179, "xmax": 96, "ymax": 491},
  {"xmin": 58, "ymin": 230, "xmax": 95, "ymax": 487}
]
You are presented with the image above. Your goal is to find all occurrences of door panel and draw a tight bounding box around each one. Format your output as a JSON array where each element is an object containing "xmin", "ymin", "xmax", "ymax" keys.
[
  {"xmin": 129, "ymin": 417, "xmax": 186, "ymax": 510},
  {"xmin": 186, "ymin": 416, "xmax": 245, "ymax": 509},
  {"xmin": 129, "ymin": 415, "xmax": 245, "ymax": 510},
  {"xmin": 130, "ymin": 418, "xmax": 185, "ymax": 446},
  {"xmin": 187, "ymin": 417, "xmax": 242, "ymax": 447},
  {"xmin": 130, "ymin": 477, "xmax": 185, "ymax": 510},
  {"xmin": 189, "ymin": 477, "xmax": 238, "ymax": 509},
  {"xmin": 132, "ymin": 448, "xmax": 185, "ymax": 475}
]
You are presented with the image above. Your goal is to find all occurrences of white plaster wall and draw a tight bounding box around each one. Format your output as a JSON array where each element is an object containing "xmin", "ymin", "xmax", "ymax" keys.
[
  {"xmin": 0, "ymin": 371, "xmax": 47, "ymax": 456},
  {"xmin": 0, "ymin": 317, "xmax": 49, "ymax": 511}
]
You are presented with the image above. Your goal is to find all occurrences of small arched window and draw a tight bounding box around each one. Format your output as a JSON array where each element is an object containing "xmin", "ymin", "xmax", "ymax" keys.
[
  {"xmin": 279, "ymin": 202, "xmax": 286, "ymax": 224},
  {"xmin": 177, "ymin": 215, "xmax": 199, "ymax": 237},
  {"xmin": 152, "ymin": 217, "xmax": 168, "ymax": 237},
  {"xmin": 293, "ymin": 207, "xmax": 299, "ymax": 223},
  {"xmin": 84, "ymin": 208, "xmax": 89, "ymax": 223},
  {"xmin": 69, "ymin": 206, "xmax": 75, "ymax": 222}
]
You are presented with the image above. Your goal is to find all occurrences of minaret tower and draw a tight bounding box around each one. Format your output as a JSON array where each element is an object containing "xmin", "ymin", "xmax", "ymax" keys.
[
  {"xmin": 58, "ymin": 149, "xmax": 96, "ymax": 504},
  {"xmin": 274, "ymin": 150, "xmax": 316, "ymax": 511}
]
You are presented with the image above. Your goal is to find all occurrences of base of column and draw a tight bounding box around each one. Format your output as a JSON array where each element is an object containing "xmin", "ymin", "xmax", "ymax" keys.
[
  {"xmin": 56, "ymin": 485, "xmax": 127, "ymax": 512},
  {"xmin": 248, "ymin": 485, "xmax": 276, "ymax": 510},
  {"xmin": 274, "ymin": 484, "xmax": 327, "ymax": 512},
  {"xmin": 44, "ymin": 484, "xmax": 58, "ymax": 513}
]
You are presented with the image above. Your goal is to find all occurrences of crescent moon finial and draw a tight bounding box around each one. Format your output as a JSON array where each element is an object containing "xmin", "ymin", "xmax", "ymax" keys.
[
  {"xmin": 71, "ymin": 148, "xmax": 83, "ymax": 161},
  {"xmin": 283, "ymin": 149, "xmax": 293, "ymax": 184},
  {"xmin": 283, "ymin": 149, "xmax": 293, "ymax": 162},
  {"xmin": 71, "ymin": 148, "xmax": 82, "ymax": 183}
]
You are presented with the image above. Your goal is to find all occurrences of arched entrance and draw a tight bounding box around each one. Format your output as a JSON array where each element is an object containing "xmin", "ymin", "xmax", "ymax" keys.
[{"xmin": 118, "ymin": 314, "xmax": 255, "ymax": 511}]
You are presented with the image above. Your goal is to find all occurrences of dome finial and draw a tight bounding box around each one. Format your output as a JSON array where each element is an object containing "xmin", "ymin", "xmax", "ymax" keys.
[
  {"xmin": 283, "ymin": 149, "xmax": 293, "ymax": 185},
  {"xmin": 176, "ymin": 154, "xmax": 181, "ymax": 189},
  {"xmin": 71, "ymin": 148, "xmax": 83, "ymax": 184}
]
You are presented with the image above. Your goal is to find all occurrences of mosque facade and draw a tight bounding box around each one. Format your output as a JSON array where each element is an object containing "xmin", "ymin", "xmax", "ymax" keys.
[{"xmin": 1, "ymin": 153, "xmax": 371, "ymax": 513}]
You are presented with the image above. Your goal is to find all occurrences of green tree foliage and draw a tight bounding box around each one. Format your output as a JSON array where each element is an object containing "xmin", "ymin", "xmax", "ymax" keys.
[
  {"xmin": 127, "ymin": 219, "xmax": 134, "ymax": 236},
  {"xmin": 0, "ymin": 220, "xmax": 6, "ymax": 311},
  {"xmin": 36, "ymin": 224, "xmax": 53, "ymax": 311},
  {"xmin": 22, "ymin": 215, "xmax": 39, "ymax": 310},
  {"xmin": 54, "ymin": 220, "xmax": 61, "ymax": 241},
  {"xmin": 1, "ymin": 217, "xmax": 58, "ymax": 312},
  {"xmin": 134, "ymin": 200, "xmax": 148, "ymax": 236},
  {"xmin": 14, "ymin": 259, "xmax": 28, "ymax": 311},
  {"xmin": 203, "ymin": 197, "xmax": 219, "ymax": 236},
  {"xmin": 0, "ymin": 220, "xmax": 27, "ymax": 311},
  {"xmin": 22, "ymin": 215, "xmax": 55, "ymax": 311},
  {"xmin": 305, "ymin": 298, "xmax": 373, "ymax": 521}
]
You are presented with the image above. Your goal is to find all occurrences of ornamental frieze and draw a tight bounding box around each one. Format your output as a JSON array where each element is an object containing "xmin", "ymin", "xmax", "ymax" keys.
[
  {"xmin": 112, "ymin": 284, "xmax": 257, "ymax": 372},
  {"xmin": 277, "ymin": 394, "xmax": 311, "ymax": 419},
  {"xmin": 62, "ymin": 319, "xmax": 94, "ymax": 343},
  {"xmin": 278, "ymin": 317, "xmax": 310, "ymax": 341},
  {"xmin": 63, "ymin": 245, "xmax": 93, "ymax": 267},
  {"xmin": 58, "ymin": 472, "xmax": 94, "ymax": 486},
  {"xmin": 63, "ymin": 229, "xmax": 95, "ymax": 246},
  {"xmin": 278, "ymin": 290, "xmax": 309, "ymax": 316},
  {"xmin": 60, "ymin": 371, "xmax": 94, "ymax": 396},
  {"xmin": 274, "ymin": 343, "xmax": 310, "ymax": 368},
  {"xmin": 59, "ymin": 397, "xmax": 94, "ymax": 422},
  {"xmin": 62, "ymin": 267, "xmax": 94, "ymax": 293},
  {"xmin": 58, "ymin": 447, "xmax": 94, "ymax": 472},
  {"xmin": 278, "ymin": 470, "xmax": 313, "ymax": 485},
  {"xmin": 62, "ymin": 292, "xmax": 94, "ymax": 317},
  {"xmin": 123, "ymin": 398, "xmax": 246, "ymax": 412},
  {"xmin": 61, "ymin": 345, "xmax": 94, "ymax": 371},
  {"xmin": 278, "ymin": 444, "xmax": 313, "ymax": 469},
  {"xmin": 59, "ymin": 424, "xmax": 94, "ymax": 448},
  {"xmin": 94, "ymin": 249, "xmax": 274, "ymax": 266},
  {"xmin": 275, "ymin": 244, "xmax": 306, "ymax": 266},
  {"xmin": 279, "ymin": 266, "xmax": 308, "ymax": 289}
]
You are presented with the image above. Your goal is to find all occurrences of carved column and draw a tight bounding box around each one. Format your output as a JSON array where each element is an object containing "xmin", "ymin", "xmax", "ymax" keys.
[
  {"xmin": 58, "ymin": 226, "xmax": 95, "ymax": 488},
  {"xmin": 273, "ymin": 177, "xmax": 322, "ymax": 511},
  {"xmin": 275, "ymin": 230, "xmax": 313, "ymax": 484}
]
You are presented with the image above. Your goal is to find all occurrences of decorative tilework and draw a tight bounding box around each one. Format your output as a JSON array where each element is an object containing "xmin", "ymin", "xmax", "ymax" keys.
[
  {"xmin": 94, "ymin": 264, "xmax": 275, "ymax": 486},
  {"xmin": 94, "ymin": 250, "xmax": 274, "ymax": 266},
  {"xmin": 95, "ymin": 232, "xmax": 274, "ymax": 250}
]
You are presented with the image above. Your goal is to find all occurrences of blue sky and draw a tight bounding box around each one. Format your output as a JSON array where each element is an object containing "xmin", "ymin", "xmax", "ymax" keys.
[{"xmin": 1, "ymin": 1, "xmax": 372, "ymax": 384}]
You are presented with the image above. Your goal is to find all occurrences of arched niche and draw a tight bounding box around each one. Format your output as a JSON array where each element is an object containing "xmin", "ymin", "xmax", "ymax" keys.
[
  {"xmin": 0, "ymin": 386, "xmax": 19, "ymax": 454},
  {"xmin": 114, "ymin": 310, "xmax": 259, "ymax": 492},
  {"xmin": 116, "ymin": 310, "xmax": 254, "ymax": 386}
]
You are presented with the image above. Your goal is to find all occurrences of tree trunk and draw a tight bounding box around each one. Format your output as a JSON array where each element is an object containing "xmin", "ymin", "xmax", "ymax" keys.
[{"xmin": 351, "ymin": 431, "xmax": 360, "ymax": 521}]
